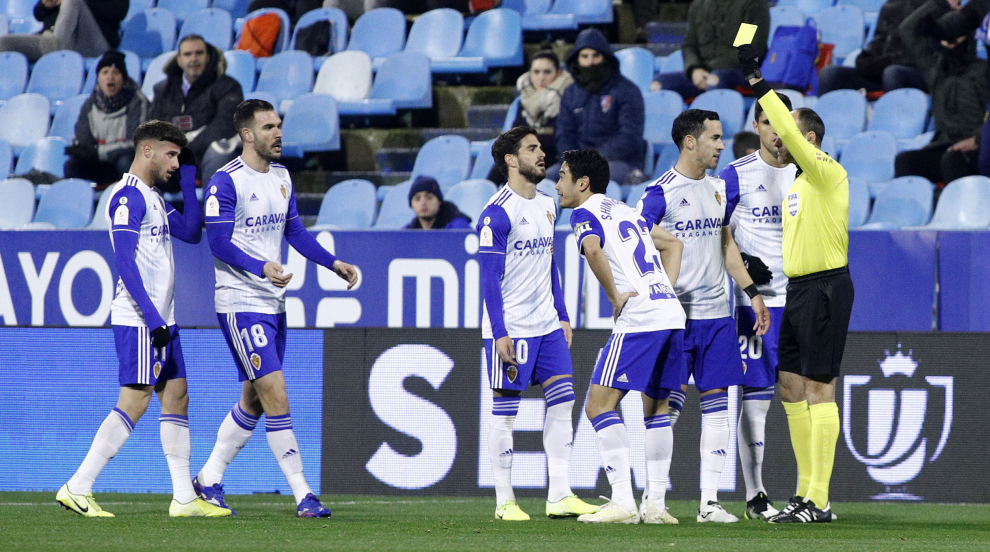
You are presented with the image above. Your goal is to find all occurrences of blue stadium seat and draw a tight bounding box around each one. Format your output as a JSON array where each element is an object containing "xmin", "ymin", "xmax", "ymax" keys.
[
  {"xmin": 919, "ymin": 176, "xmax": 990, "ymax": 229},
  {"xmin": 841, "ymin": 131, "xmax": 897, "ymax": 186},
  {"xmin": 745, "ymin": 89, "xmax": 806, "ymax": 128},
  {"xmin": 158, "ymin": 0, "xmax": 210, "ymax": 24},
  {"xmin": 815, "ymin": 89, "xmax": 867, "ymax": 143},
  {"xmin": 291, "ymin": 8, "xmax": 349, "ymax": 56},
  {"xmin": 867, "ymin": 88, "xmax": 930, "ymax": 140},
  {"xmin": 223, "ymin": 49, "xmax": 256, "ymax": 94},
  {"xmin": 643, "ymin": 90, "xmax": 683, "ymax": 146},
  {"xmin": 179, "ymin": 8, "xmax": 233, "ymax": 50},
  {"xmin": 691, "ymin": 89, "xmax": 745, "ymax": 138},
  {"xmin": 141, "ymin": 51, "xmax": 176, "ymax": 101},
  {"xmin": 124, "ymin": 0, "xmax": 154, "ymax": 23},
  {"xmin": 30, "ymin": 178, "xmax": 93, "ymax": 229},
  {"xmin": 616, "ymin": 47, "xmax": 655, "ymax": 95},
  {"xmin": 341, "ymin": 51, "xmax": 432, "ymax": 114},
  {"xmin": 14, "ymin": 137, "xmax": 68, "ymax": 178},
  {"xmin": 502, "ymin": 96, "xmax": 521, "ymax": 133},
  {"xmin": 0, "ymin": 138, "xmax": 11, "ymax": 176},
  {"xmin": 405, "ymin": 8, "xmax": 464, "ymax": 66},
  {"xmin": 314, "ymin": 51, "xmax": 373, "ymax": 105},
  {"xmin": 412, "ymin": 135, "xmax": 472, "ymax": 193},
  {"xmin": 838, "ymin": 0, "xmax": 882, "ymax": 30},
  {"xmin": 0, "ymin": 177, "xmax": 34, "ymax": 228},
  {"xmin": 470, "ymin": 140, "xmax": 495, "ymax": 179},
  {"xmin": 88, "ymin": 189, "xmax": 113, "ymax": 230},
  {"xmin": 656, "ymin": 49, "xmax": 683, "ymax": 74},
  {"xmin": 604, "ymin": 180, "xmax": 622, "ymax": 201},
  {"xmin": 0, "ymin": 13, "xmax": 7, "ymax": 35},
  {"xmin": 244, "ymin": 90, "xmax": 278, "ymax": 106},
  {"xmin": 501, "ymin": 0, "xmax": 577, "ymax": 31},
  {"xmin": 536, "ymin": 178, "xmax": 560, "ymax": 213},
  {"xmin": 83, "ymin": 51, "xmax": 142, "ymax": 95},
  {"xmin": 858, "ymin": 176, "xmax": 933, "ymax": 229},
  {"xmin": 254, "ymin": 51, "xmax": 314, "ymax": 113},
  {"xmin": 347, "ymin": 8, "xmax": 406, "ymax": 71},
  {"xmin": 813, "ymin": 5, "xmax": 865, "ymax": 62},
  {"xmin": 2, "ymin": 0, "xmax": 42, "ymax": 33},
  {"xmin": 769, "ymin": 6, "xmax": 806, "ymax": 47},
  {"xmin": 548, "ymin": 0, "xmax": 613, "ymax": 24},
  {"xmin": 0, "ymin": 51, "xmax": 27, "ymax": 103},
  {"xmin": 312, "ymin": 179, "xmax": 378, "ymax": 230},
  {"xmin": 867, "ymin": 175, "xmax": 931, "ymax": 201},
  {"xmin": 847, "ymin": 176, "xmax": 869, "ymax": 228},
  {"xmin": 27, "ymin": 50, "xmax": 84, "ymax": 114},
  {"xmin": 121, "ymin": 9, "xmax": 178, "ymax": 60},
  {"xmin": 374, "ymin": 179, "xmax": 415, "ymax": 228},
  {"xmin": 898, "ymin": 130, "xmax": 934, "ymax": 153},
  {"xmin": 775, "ymin": 0, "xmax": 835, "ymax": 16},
  {"xmin": 235, "ymin": 8, "xmax": 291, "ymax": 56},
  {"xmin": 652, "ymin": 143, "xmax": 680, "ymax": 178},
  {"xmin": 49, "ymin": 94, "xmax": 87, "ymax": 142},
  {"xmin": 212, "ymin": 0, "xmax": 252, "ymax": 20},
  {"xmin": 0, "ymin": 93, "xmax": 49, "ymax": 153},
  {"xmin": 433, "ymin": 8, "xmax": 523, "ymax": 74},
  {"xmin": 557, "ymin": 208, "xmax": 573, "ymax": 228},
  {"xmin": 280, "ymin": 93, "xmax": 340, "ymax": 157},
  {"xmin": 843, "ymin": 48, "xmax": 861, "ymax": 68},
  {"xmin": 714, "ymin": 140, "xmax": 734, "ymax": 175},
  {"xmin": 445, "ymin": 179, "xmax": 498, "ymax": 223},
  {"xmin": 624, "ymin": 182, "xmax": 650, "ymax": 209}
]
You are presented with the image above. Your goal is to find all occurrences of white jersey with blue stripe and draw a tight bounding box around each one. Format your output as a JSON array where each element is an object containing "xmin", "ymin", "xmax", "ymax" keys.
[
  {"xmin": 205, "ymin": 157, "xmax": 294, "ymax": 314},
  {"xmin": 571, "ymin": 194, "xmax": 685, "ymax": 334},
  {"xmin": 105, "ymin": 173, "xmax": 176, "ymax": 327},
  {"xmin": 636, "ymin": 168, "xmax": 738, "ymax": 319},
  {"xmin": 477, "ymin": 185, "xmax": 561, "ymax": 339},
  {"xmin": 720, "ymin": 152, "xmax": 796, "ymax": 308}
]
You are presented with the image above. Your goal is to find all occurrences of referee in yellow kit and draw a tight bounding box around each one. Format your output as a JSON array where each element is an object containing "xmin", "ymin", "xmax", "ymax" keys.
[{"xmin": 736, "ymin": 44, "xmax": 854, "ymax": 524}]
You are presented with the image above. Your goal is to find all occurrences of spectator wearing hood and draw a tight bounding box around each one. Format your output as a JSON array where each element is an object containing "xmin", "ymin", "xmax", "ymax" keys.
[
  {"xmin": 0, "ymin": 0, "xmax": 128, "ymax": 62},
  {"xmin": 64, "ymin": 51, "xmax": 149, "ymax": 185},
  {"xmin": 554, "ymin": 28, "xmax": 646, "ymax": 185},
  {"xmin": 406, "ymin": 176, "xmax": 472, "ymax": 229},
  {"xmin": 148, "ymin": 35, "xmax": 244, "ymax": 182}
]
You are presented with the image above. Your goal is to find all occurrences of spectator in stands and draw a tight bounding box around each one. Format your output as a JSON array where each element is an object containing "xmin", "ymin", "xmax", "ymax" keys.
[
  {"xmin": 818, "ymin": 0, "xmax": 928, "ymax": 95},
  {"xmin": 650, "ymin": 0, "xmax": 769, "ymax": 100},
  {"xmin": 894, "ymin": 0, "xmax": 989, "ymax": 184},
  {"xmin": 63, "ymin": 51, "xmax": 148, "ymax": 185},
  {"xmin": 512, "ymin": 46, "xmax": 573, "ymax": 166},
  {"xmin": 149, "ymin": 35, "xmax": 244, "ymax": 182},
  {"xmin": 0, "ymin": 0, "xmax": 128, "ymax": 62},
  {"xmin": 554, "ymin": 28, "xmax": 646, "ymax": 185},
  {"xmin": 406, "ymin": 176, "xmax": 472, "ymax": 229},
  {"xmin": 733, "ymin": 131, "xmax": 760, "ymax": 159}
]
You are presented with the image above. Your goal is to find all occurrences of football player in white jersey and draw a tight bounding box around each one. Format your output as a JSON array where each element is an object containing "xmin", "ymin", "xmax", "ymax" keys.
[
  {"xmin": 57, "ymin": 121, "xmax": 231, "ymax": 518},
  {"xmin": 556, "ymin": 149, "xmax": 686, "ymax": 524},
  {"xmin": 477, "ymin": 127, "xmax": 597, "ymax": 522},
  {"xmin": 195, "ymin": 100, "xmax": 358, "ymax": 518},
  {"xmin": 720, "ymin": 94, "xmax": 796, "ymax": 521},
  {"xmin": 638, "ymin": 109, "xmax": 771, "ymax": 523}
]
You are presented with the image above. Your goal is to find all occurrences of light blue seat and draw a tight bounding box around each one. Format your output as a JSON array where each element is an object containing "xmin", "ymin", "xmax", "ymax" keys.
[
  {"xmin": 315, "ymin": 51, "xmax": 373, "ymax": 109},
  {"xmin": 14, "ymin": 137, "xmax": 68, "ymax": 178},
  {"xmin": 88, "ymin": 189, "xmax": 113, "ymax": 229},
  {"xmin": 0, "ymin": 93, "xmax": 49, "ymax": 153},
  {"xmin": 867, "ymin": 175, "xmax": 930, "ymax": 201},
  {"xmin": 82, "ymin": 51, "xmax": 142, "ymax": 95},
  {"xmin": 847, "ymin": 176, "xmax": 869, "ymax": 228},
  {"xmin": 776, "ymin": 0, "xmax": 835, "ymax": 16},
  {"xmin": 212, "ymin": 0, "xmax": 252, "ymax": 20},
  {"xmin": 0, "ymin": 177, "xmax": 34, "ymax": 228},
  {"xmin": 48, "ymin": 94, "xmax": 88, "ymax": 142},
  {"xmin": 556, "ymin": 208, "xmax": 573, "ymax": 228},
  {"xmin": 290, "ymin": 8, "xmax": 349, "ymax": 56},
  {"xmin": 374, "ymin": 179, "xmax": 415, "ymax": 229},
  {"xmin": 604, "ymin": 180, "xmax": 623, "ymax": 201},
  {"xmin": 411, "ymin": 135, "xmax": 472, "ymax": 193},
  {"xmin": 843, "ymin": 48, "xmax": 861, "ymax": 68},
  {"xmin": 656, "ymin": 49, "xmax": 683, "ymax": 74},
  {"xmin": 501, "ymin": 0, "xmax": 577, "ymax": 31},
  {"xmin": 815, "ymin": 89, "xmax": 867, "ymax": 144},
  {"xmin": 537, "ymin": 178, "xmax": 560, "ymax": 213},
  {"xmin": 625, "ymin": 182, "xmax": 649, "ymax": 209},
  {"xmin": 858, "ymin": 176, "xmax": 933, "ymax": 229},
  {"xmin": 745, "ymin": 88, "xmax": 805, "ymax": 127},
  {"xmin": 652, "ymin": 143, "xmax": 680, "ymax": 178},
  {"xmin": 30, "ymin": 178, "xmax": 93, "ymax": 229},
  {"xmin": 347, "ymin": 8, "xmax": 406, "ymax": 71},
  {"xmin": 470, "ymin": 140, "xmax": 495, "ymax": 179},
  {"xmin": 917, "ymin": 176, "xmax": 990, "ymax": 230},
  {"xmin": 898, "ymin": 130, "xmax": 934, "ymax": 152},
  {"xmin": 27, "ymin": 50, "xmax": 84, "ymax": 114},
  {"xmin": 312, "ymin": 179, "xmax": 378, "ymax": 230},
  {"xmin": 280, "ymin": 93, "xmax": 340, "ymax": 157},
  {"xmin": 405, "ymin": 8, "xmax": 464, "ymax": 67},
  {"xmin": 837, "ymin": 0, "xmax": 882, "ymax": 30},
  {"xmin": 841, "ymin": 130, "xmax": 897, "ymax": 186},
  {"xmin": 0, "ymin": 12, "xmax": 6, "ymax": 35},
  {"xmin": 245, "ymin": 90, "xmax": 278, "ymax": 106},
  {"xmin": 223, "ymin": 49, "xmax": 256, "ymax": 93},
  {"xmin": 503, "ymin": 96, "xmax": 521, "ymax": 132},
  {"xmin": 643, "ymin": 90, "xmax": 683, "ymax": 146},
  {"xmin": 548, "ymin": 0, "xmax": 613, "ymax": 25},
  {"xmin": 0, "ymin": 51, "xmax": 27, "ymax": 102},
  {"xmin": 714, "ymin": 139, "xmax": 734, "ymax": 175},
  {"xmin": 141, "ymin": 50, "xmax": 176, "ymax": 101},
  {"xmin": 254, "ymin": 51, "xmax": 314, "ymax": 113},
  {"xmin": 2, "ymin": 0, "xmax": 42, "ymax": 33},
  {"xmin": 616, "ymin": 47, "xmax": 655, "ymax": 95},
  {"xmin": 235, "ymin": 8, "xmax": 291, "ymax": 56},
  {"xmin": 158, "ymin": 0, "xmax": 210, "ymax": 24},
  {"xmin": 0, "ymin": 138, "xmax": 11, "ymax": 176},
  {"xmin": 691, "ymin": 89, "xmax": 745, "ymax": 138},
  {"xmin": 179, "ymin": 8, "xmax": 233, "ymax": 50},
  {"xmin": 867, "ymin": 88, "xmax": 930, "ymax": 141},
  {"xmin": 813, "ymin": 5, "xmax": 866, "ymax": 62},
  {"xmin": 121, "ymin": 9, "xmax": 177, "ymax": 60},
  {"xmin": 340, "ymin": 51, "xmax": 432, "ymax": 114},
  {"xmin": 769, "ymin": 6, "xmax": 806, "ymax": 47},
  {"xmin": 445, "ymin": 179, "xmax": 498, "ymax": 223},
  {"xmin": 433, "ymin": 9, "xmax": 523, "ymax": 74}
]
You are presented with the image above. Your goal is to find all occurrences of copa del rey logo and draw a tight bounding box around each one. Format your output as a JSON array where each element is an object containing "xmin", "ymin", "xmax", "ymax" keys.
[{"xmin": 843, "ymin": 346, "xmax": 954, "ymax": 501}]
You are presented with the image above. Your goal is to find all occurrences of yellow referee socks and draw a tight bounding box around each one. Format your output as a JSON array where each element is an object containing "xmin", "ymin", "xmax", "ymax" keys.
[
  {"xmin": 782, "ymin": 401, "xmax": 812, "ymax": 498},
  {"xmin": 807, "ymin": 402, "xmax": 840, "ymax": 508}
]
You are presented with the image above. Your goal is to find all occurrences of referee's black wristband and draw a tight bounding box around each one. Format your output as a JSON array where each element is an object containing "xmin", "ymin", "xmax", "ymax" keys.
[
  {"xmin": 744, "ymin": 284, "xmax": 760, "ymax": 299},
  {"xmin": 751, "ymin": 79, "xmax": 773, "ymax": 99}
]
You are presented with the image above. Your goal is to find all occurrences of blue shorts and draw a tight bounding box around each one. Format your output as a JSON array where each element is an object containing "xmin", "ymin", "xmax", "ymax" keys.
[
  {"xmin": 591, "ymin": 330, "xmax": 683, "ymax": 400},
  {"xmin": 736, "ymin": 306, "xmax": 784, "ymax": 389},
  {"xmin": 682, "ymin": 317, "xmax": 744, "ymax": 392},
  {"xmin": 218, "ymin": 312, "xmax": 287, "ymax": 382},
  {"xmin": 114, "ymin": 325, "xmax": 186, "ymax": 387},
  {"xmin": 484, "ymin": 329, "xmax": 573, "ymax": 391}
]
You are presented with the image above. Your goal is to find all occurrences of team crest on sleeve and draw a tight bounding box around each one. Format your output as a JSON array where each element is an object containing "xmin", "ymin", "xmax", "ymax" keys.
[
  {"xmin": 506, "ymin": 365, "xmax": 518, "ymax": 383},
  {"xmin": 113, "ymin": 205, "xmax": 129, "ymax": 225},
  {"xmin": 715, "ymin": 191, "xmax": 722, "ymax": 205},
  {"xmin": 205, "ymin": 196, "xmax": 220, "ymax": 217},
  {"xmin": 153, "ymin": 361, "xmax": 162, "ymax": 379},
  {"xmin": 250, "ymin": 353, "xmax": 262, "ymax": 370},
  {"xmin": 280, "ymin": 183, "xmax": 288, "ymax": 199},
  {"xmin": 547, "ymin": 211, "xmax": 554, "ymax": 225}
]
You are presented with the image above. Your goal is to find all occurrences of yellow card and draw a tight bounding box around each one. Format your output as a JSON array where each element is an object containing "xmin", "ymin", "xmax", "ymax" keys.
[{"xmin": 733, "ymin": 23, "xmax": 758, "ymax": 47}]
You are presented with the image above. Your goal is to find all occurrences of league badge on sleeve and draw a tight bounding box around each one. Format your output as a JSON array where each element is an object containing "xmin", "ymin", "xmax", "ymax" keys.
[
  {"xmin": 113, "ymin": 204, "xmax": 129, "ymax": 225},
  {"xmin": 480, "ymin": 216, "xmax": 494, "ymax": 247},
  {"xmin": 205, "ymin": 196, "xmax": 220, "ymax": 217}
]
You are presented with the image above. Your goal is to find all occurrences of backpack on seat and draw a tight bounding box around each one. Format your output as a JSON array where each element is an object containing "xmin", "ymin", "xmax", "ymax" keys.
[
  {"xmin": 237, "ymin": 12, "xmax": 282, "ymax": 57},
  {"xmin": 761, "ymin": 25, "xmax": 820, "ymax": 94}
]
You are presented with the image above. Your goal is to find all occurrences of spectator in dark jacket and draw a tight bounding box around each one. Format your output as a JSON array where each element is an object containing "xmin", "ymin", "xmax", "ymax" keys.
[
  {"xmin": 148, "ymin": 35, "xmax": 244, "ymax": 182},
  {"xmin": 64, "ymin": 51, "xmax": 148, "ymax": 185},
  {"xmin": 406, "ymin": 176, "xmax": 471, "ymax": 229},
  {"xmin": 0, "ymin": 0, "xmax": 128, "ymax": 62},
  {"xmin": 553, "ymin": 28, "xmax": 646, "ymax": 185}
]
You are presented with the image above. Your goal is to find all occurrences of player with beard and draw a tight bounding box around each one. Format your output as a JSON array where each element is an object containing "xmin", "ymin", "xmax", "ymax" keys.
[
  {"xmin": 477, "ymin": 127, "xmax": 598, "ymax": 521},
  {"xmin": 194, "ymin": 100, "xmax": 358, "ymax": 518}
]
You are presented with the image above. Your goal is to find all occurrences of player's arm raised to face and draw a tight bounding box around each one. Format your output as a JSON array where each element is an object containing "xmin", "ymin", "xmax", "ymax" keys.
[
  {"xmin": 203, "ymin": 172, "xmax": 267, "ymax": 278},
  {"xmin": 109, "ymin": 188, "xmax": 168, "ymax": 330},
  {"xmin": 650, "ymin": 224, "xmax": 682, "ymax": 288},
  {"xmin": 282, "ymin": 191, "xmax": 358, "ymax": 289}
]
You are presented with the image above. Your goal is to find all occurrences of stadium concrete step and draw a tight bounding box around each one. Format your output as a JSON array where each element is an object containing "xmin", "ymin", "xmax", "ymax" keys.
[
  {"xmin": 375, "ymin": 148, "xmax": 418, "ymax": 173},
  {"xmin": 325, "ymin": 171, "xmax": 411, "ymax": 188},
  {"xmin": 467, "ymin": 104, "xmax": 511, "ymax": 130},
  {"xmin": 434, "ymin": 85, "xmax": 516, "ymax": 128}
]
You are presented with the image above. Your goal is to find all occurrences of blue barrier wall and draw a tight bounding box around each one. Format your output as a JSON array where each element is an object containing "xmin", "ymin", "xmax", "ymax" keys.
[
  {"xmin": 938, "ymin": 231, "xmax": 990, "ymax": 331},
  {"xmin": 848, "ymin": 231, "xmax": 937, "ymax": 331}
]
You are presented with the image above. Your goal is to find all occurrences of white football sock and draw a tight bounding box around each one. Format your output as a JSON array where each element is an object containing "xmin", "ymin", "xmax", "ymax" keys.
[
  {"xmin": 266, "ymin": 414, "xmax": 312, "ymax": 505},
  {"xmin": 160, "ymin": 415, "xmax": 197, "ymax": 503},
  {"xmin": 591, "ymin": 411, "xmax": 635, "ymax": 511},
  {"xmin": 199, "ymin": 404, "xmax": 258, "ymax": 486},
  {"xmin": 644, "ymin": 415, "xmax": 673, "ymax": 509},
  {"xmin": 543, "ymin": 378, "xmax": 576, "ymax": 503},
  {"xmin": 489, "ymin": 396, "xmax": 519, "ymax": 506},
  {"xmin": 700, "ymin": 393, "xmax": 730, "ymax": 507},
  {"xmin": 738, "ymin": 389, "xmax": 773, "ymax": 501},
  {"xmin": 68, "ymin": 408, "xmax": 133, "ymax": 494},
  {"xmin": 668, "ymin": 390, "xmax": 686, "ymax": 427}
]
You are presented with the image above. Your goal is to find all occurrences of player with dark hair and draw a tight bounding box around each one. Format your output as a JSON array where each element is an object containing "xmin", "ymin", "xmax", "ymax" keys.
[
  {"xmin": 56, "ymin": 121, "xmax": 227, "ymax": 518},
  {"xmin": 478, "ymin": 127, "xmax": 597, "ymax": 521},
  {"xmin": 193, "ymin": 99, "xmax": 358, "ymax": 518}
]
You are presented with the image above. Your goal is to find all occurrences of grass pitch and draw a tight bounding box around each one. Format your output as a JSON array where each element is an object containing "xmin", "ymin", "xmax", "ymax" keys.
[{"xmin": 2, "ymin": 493, "xmax": 988, "ymax": 551}]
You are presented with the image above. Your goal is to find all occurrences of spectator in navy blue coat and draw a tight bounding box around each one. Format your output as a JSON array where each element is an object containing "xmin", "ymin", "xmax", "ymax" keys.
[{"xmin": 552, "ymin": 28, "xmax": 647, "ymax": 185}]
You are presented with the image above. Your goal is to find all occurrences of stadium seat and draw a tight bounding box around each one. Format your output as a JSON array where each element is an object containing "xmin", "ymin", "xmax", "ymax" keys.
[
  {"xmin": 841, "ymin": 130, "xmax": 897, "ymax": 186},
  {"xmin": 867, "ymin": 88, "xmax": 930, "ymax": 140},
  {"xmin": 0, "ymin": 51, "xmax": 27, "ymax": 103},
  {"xmin": 314, "ymin": 51, "xmax": 373, "ymax": 104},
  {"xmin": 643, "ymin": 90, "xmax": 684, "ymax": 146},
  {"xmin": 603, "ymin": 180, "xmax": 622, "ymax": 201},
  {"xmin": 557, "ymin": 208, "xmax": 573, "ymax": 228},
  {"xmin": 0, "ymin": 13, "xmax": 6, "ymax": 36},
  {"xmin": 374, "ymin": 179, "xmax": 415, "ymax": 228},
  {"xmin": 0, "ymin": 138, "xmax": 11, "ymax": 176},
  {"xmin": 2, "ymin": 0, "xmax": 42, "ymax": 33},
  {"xmin": 0, "ymin": 177, "xmax": 34, "ymax": 229},
  {"xmin": 502, "ymin": 96, "xmax": 521, "ymax": 133},
  {"xmin": 714, "ymin": 140, "xmax": 734, "ymax": 175},
  {"xmin": 124, "ymin": 0, "xmax": 154, "ymax": 23},
  {"xmin": 652, "ymin": 143, "xmax": 680, "ymax": 178},
  {"xmin": 917, "ymin": 176, "xmax": 990, "ymax": 230},
  {"xmin": 245, "ymin": 90, "xmax": 278, "ymax": 106},
  {"xmin": 0, "ymin": 93, "xmax": 49, "ymax": 152},
  {"xmin": 29, "ymin": 178, "xmax": 93, "ymax": 229},
  {"xmin": 179, "ymin": 8, "xmax": 233, "ymax": 51},
  {"xmin": 898, "ymin": 130, "xmax": 934, "ymax": 152},
  {"xmin": 616, "ymin": 47, "xmax": 655, "ymax": 95},
  {"xmin": 254, "ymin": 51, "xmax": 314, "ymax": 113},
  {"xmin": 340, "ymin": 51, "xmax": 433, "ymax": 114},
  {"xmin": 838, "ymin": 0, "xmax": 882, "ymax": 30},
  {"xmin": 769, "ymin": 6, "xmax": 806, "ymax": 47},
  {"xmin": 867, "ymin": 174, "xmax": 930, "ymax": 201},
  {"xmin": 347, "ymin": 8, "xmax": 407, "ymax": 71},
  {"xmin": 536, "ymin": 179, "xmax": 560, "ymax": 213},
  {"xmin": 48, "ymin": 95, "xmax": 87, "ymax": 142},
  {"xmin": 847, "ymin": 176, "xmax": 869, "ymax": 228},
  {"xmin": 775, "ymin": 0, "xmax": 835, "ymax": 16},
  {"xmin": 745, "ymin": 88, "xmax": 805, "ymax": 127},
  {"xmin": 82, "ymin": 51, "xmax": 142, "ymax": 95},
  {"xmin": 27, "ymin": 50, "xmax": 84, "ymax": 114},
  {"xmin": 813, "ymin": 5, "xmax": 865, "ymax": 62},
  {"xmin": 500, "ymin": 0, "xmax": 577, "ymax": 31},
  {"xmin": 432, "ymin": 9, "xmax": 523, "ymax": 74},
  {"xmin": 158, "ymin": 0, "xmax": 209, "ymax": 24},
  {"xmin": 625, "ymin": 182, "xmax": 649, "ymax": 209},
  {"xmin": 223, "ymin": 49, "xmax": 256, "ymax": 94},
  {"xmin": 843, "ymin": 48, "xmax": 861, "ymax": 67},
  {"xmin": 445, "ymin": 179, "xmax": 498, "ymax": 223},
  {"xmin": 815, "ymin": 89, "xmax": 867, "ymax": 143},
  {"xmin": 858, "ymin": 176, "xmax": 933, "ymax": 229},
  {"xmin": 212, "ymin": 0, "xmax": 252, "ymax": 20},
  {"xmin": 88, "ymin": 189, "xmax": 113, "ymax": 229},
  {"xmin": 404, "ymin": 8, "xmax": 464, "ymax": 66},
  {"xmin": 548, "ymin": 0, "xmax": 613, "ymax": 25},
  {"xmin": 291, "ymin": 8, "xmax": 349, "ymax": 57},
  {"xmin": 312, "ymin": 179, "xmax": 378, "ymax": 230},
  {"xmin": 411, "ymin": 135, "xmax": 472, "ymax": 193},
  {"xmin": 470, "ymin": 140, "xmax": 495, "ymax": 180},
  {"xmin": 656, "ymin": 49, "xmax": 684, "ymax": 74},
  {"xmin": 235, "ymin": 8, "xmax": 291, "ymax": 56},
  {"xmin": 14, "ymin": 137, "xmax": 68, "ymax": 178},
  {"xmin": 121, "ymin": 9, "xmax": 178, "ymax": 61},
  {"xmin": 280, "ymin": 93, "xmax": 340, "ymax": 157},
  {"xmin": 692, "ymin": 89, "xmax": 745, "ymax": 138},
  {"xmin": 141, "ymin": 51, "xmax": 176, "ymax": 101}
]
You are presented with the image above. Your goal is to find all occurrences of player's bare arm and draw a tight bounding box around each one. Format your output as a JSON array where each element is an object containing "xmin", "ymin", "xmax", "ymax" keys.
[
  {"xmin": 722, "ymin": 226, "xmax": 770, "ymax": 335},
  {"xmin": 650, "ymin": 225, "xmax": 683, "ymax": 288},
  {"xmin": 581, "ymin": 235, "xmax": 637, "ymax": 321},
  {"xmin": 263, "ymin": 261, "xmax": 293, "ymax": 288}
]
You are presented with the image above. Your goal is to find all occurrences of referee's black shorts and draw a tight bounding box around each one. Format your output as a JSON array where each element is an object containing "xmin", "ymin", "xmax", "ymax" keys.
[{"xmin": 778, "ymin": 266, "xmax": 854, "ymax": 381}]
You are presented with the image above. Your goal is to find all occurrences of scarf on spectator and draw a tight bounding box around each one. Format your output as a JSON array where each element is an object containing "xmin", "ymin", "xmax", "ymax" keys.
[
  {"xmin": 94, "ymin": 78, "xmax": 138, "ymax": 114},
  {"xmin": 516, "ymin": 70, "xmax": 574, "ymax": 129},
  {"xmin": 572, "ymin": 60, "xmax": 617, "ymax": 94}
]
